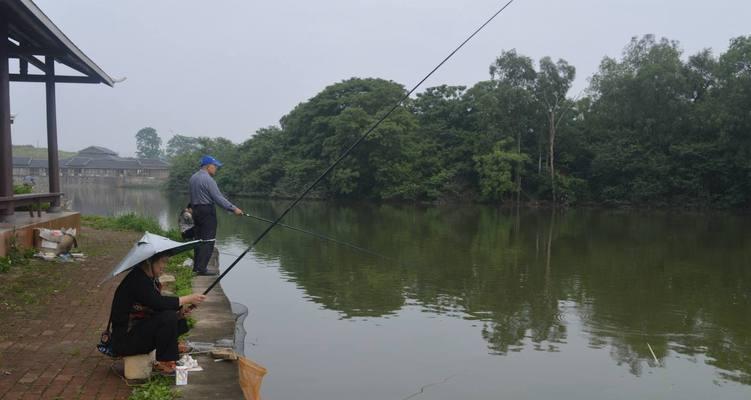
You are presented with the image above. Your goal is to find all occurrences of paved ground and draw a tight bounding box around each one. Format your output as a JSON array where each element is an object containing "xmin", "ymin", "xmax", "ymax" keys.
[{"xmin": 0, "ymin": 227, "xmax": 138, "ymax": 400}]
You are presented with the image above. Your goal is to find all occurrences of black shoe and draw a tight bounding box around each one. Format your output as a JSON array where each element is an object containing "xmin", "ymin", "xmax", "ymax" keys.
[{"xmin": 196, "ymin": 270, "xmax": 218, "ymax": 276}]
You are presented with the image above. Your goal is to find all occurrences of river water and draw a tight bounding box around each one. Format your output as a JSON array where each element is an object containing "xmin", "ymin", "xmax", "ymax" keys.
[{"xmin": 67, "ymin": 184, "xmax": 751, "ymax": 399}]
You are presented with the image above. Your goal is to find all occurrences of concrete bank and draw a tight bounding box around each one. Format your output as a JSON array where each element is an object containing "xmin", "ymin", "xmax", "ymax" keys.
[{"xmin": 179, "ymin": 252, "xmax": 246, "ymax": 400}]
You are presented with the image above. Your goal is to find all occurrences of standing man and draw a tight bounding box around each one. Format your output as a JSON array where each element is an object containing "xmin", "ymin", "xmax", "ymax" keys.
[{"xmin": 189, "ymin": 155, "xmax": 243, "ymax": 276}]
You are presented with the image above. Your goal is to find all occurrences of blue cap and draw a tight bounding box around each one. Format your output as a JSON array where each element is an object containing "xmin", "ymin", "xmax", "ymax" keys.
[{"xmin": 200, "ymin": 155, "xmax": 223, "ymax": 168}]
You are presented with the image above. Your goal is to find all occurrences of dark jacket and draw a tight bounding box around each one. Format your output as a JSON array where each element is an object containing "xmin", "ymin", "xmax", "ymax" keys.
[{"xmin": 109, "ymin": 267, "xmax": 179, "ymax": 341}]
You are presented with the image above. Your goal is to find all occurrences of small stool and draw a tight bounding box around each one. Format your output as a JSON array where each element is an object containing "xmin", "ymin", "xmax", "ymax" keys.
[{"xmin": 124, "ymin": 350, "xmax": 156, "ymax": 379}]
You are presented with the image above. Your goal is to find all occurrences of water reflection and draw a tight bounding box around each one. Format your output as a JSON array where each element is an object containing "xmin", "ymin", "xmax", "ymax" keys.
[
  {"xmin": 219, "ymin": 203, "xmax": 751, "ymax": 385},
  {"xmin": 64, "ymin": 183, "xmax": 183, "ymax": 229}
]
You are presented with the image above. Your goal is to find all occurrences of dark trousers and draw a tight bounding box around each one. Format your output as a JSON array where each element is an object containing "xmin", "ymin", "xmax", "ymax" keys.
[
  {"xmin": 112, "ymin": 311, "xmax": 189, "ymax": 361},
  {"xmin": 192, "ymin": 204, "xmax": 217, "ymax": 273}
]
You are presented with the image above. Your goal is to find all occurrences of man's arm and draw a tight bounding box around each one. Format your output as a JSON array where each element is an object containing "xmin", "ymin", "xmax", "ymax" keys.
[{"xmin": 207, "ymin": 178, "xmax": 237, "ymax": 212}]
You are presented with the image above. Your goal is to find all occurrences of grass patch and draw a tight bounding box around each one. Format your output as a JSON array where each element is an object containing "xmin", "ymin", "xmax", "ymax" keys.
[
  {"xmin": 129, "ymin": 375, "xmax": 180, "ymax": 400},
  {"xmin": 0, "ymin": 252, "xmax": 72, "ymax": 312},
  {"xmin": 0, "ymin": 232, "xmax": 35, "ymax": 274},
  {"xmin": 165, "ymin": 253, "xmax": 197, "ymax": 332},
  {"xmin": 166, "ymin": 254, "xmax": 195, "ymax": 297},
  {"xmin": 82, "ymin": 213, "xmax": 181, "ymax": 240}
]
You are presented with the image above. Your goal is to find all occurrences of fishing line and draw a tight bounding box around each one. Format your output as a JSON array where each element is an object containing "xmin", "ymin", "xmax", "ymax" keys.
[
  {"xmin": 203, "ymin": 0, "xmax": 517, "ymax": 295},
  {"xmin": 242, "ymin": 212, "xmax": 400, "ymax": 263}
]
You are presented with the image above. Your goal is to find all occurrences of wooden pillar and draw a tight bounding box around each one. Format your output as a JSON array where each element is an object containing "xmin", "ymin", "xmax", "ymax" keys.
[
  {"xmin": 0, "ymin": 16, "xmax": 14, "ymax": 222},
  {"xmin": 45, "ymin": 56, "xmax": 60, "ymax": 210}
]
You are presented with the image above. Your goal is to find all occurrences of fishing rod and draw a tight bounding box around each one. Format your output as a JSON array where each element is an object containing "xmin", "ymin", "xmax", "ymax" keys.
[
  {"xmin": 203, "ymin": 0, "xmax": 517, "ymax": 295},
  {"xmin": 241, "ymin": 212, "xmax": 399, "ymax": 263}
]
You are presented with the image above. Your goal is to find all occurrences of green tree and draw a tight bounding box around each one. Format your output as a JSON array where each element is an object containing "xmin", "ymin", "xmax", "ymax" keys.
[
  {"xmin": 166, "ymin": 137, "xmax": 239, "ymax": 193},
  {"xmin": 412, "ymin": 85, "xmax": 477, "ymax": 199},
  {"xmin": 135, "ymin": 127, "xmax": 163, "ymax": 159},
  {"xmin": 165, "ymin": 134, "xmax": 200, "ymax": 159},
  {"xmin": 587, "ymin": 35, "xmax": 693, "ymax": 205},
  {"xmin": 278, "ymin": 78, "xmax": 419, "ymax": 199},
  {"xmin": 533, "ymin": 57, "xmax": 576, "ymax": 203},
  {"xmin": 474, "ymin": 140, "xmax": 528, "ymax": 201}
]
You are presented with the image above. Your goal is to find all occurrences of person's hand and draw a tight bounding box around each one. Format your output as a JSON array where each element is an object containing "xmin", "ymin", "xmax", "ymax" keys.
[
  {"xmin": 190, "ymin": 294, "xmax": 207, "ymax": 305},
  {"xmin": 179, "ymin": 306, "xmax": 194, "ymax": 318},
  {"xmin": 233, "ymin": 207, "xmax": 244, "ymax": 216}
]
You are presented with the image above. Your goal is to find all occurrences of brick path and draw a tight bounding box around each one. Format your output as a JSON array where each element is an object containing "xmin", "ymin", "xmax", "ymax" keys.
[{"xmin": 0, "ymin": 227, "xmax": 139, "ymax": 400}]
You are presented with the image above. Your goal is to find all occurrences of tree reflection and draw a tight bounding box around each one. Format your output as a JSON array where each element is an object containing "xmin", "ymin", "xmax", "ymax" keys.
[{"xmin": 223, "ymin": 201, "xmax": 751, "ymax": 384}]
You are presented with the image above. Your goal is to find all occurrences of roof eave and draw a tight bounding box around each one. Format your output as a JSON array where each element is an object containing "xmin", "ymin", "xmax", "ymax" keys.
[{"xmin": 18, "ymin": 0, "xmax": 115, "ymax": 87}]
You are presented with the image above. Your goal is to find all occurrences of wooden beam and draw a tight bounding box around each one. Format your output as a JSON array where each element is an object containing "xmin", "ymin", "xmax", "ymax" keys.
[
  {"xmin": 7, "ymin": 41, "xmax": 46, "ymax": 71},
  {"xmin": 45, "ymin": 56, "xmax": 61, "ymax": 209},
  {"xmin": 9, "ymin": 74, "xmax": 101, "ymax": 84},
  {"xmin": 6, "ymin": 43, "xmax": 64, "ymax": 57},
  {"xmin": 0, "ymin": 16, "xmax": 13, "ymax": 220},
  {"xmin": 10, "ymin": 54, "xmax": 45, "ymax": 73}
]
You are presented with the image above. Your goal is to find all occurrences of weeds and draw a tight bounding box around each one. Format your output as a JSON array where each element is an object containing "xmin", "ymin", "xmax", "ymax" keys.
[
  {"xmin": 129, "ymin": 375, "xmax": 179, "ymax": 400},
  {"xmin": 0, "ymin": 231, "xmax": 34, "ymax": 273}
]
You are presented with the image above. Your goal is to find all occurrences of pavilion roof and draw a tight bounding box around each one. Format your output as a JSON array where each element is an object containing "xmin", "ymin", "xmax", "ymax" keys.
[{"xmin": 2, "ymin": 0, "xmax": 114, "ymax": 85}]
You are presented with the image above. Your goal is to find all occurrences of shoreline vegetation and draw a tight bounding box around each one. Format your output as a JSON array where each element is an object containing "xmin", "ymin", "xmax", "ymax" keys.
[
  {"xmin": 161, "ymin": 34, "xmax": 750, "ymax": 210},
  {"xmin": 83, "ymin": 214, "xmax": 192, "ymax": 400}
]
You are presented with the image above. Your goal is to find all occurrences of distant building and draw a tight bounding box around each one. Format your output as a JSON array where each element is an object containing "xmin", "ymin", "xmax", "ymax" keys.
[{"xmin": 12, "ymin": 146, "xmax": 170, "ymax": 181}]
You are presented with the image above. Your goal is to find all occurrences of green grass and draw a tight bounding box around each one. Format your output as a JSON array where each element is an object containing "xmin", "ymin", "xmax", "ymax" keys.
[
  {"xmin": 0, "ymin": 232, "xmax": 35, "ymax": 274},
  {"xmin": 164, "ymin": 253, "xmax": 197, "ymax": 332},
  {"xmin": 129, "ymin": 375, "xmax": 180, "ymax": 400},
  {"xmin": 0, "ymin": 252, "xmax": 72, "ymax": 311},
  {"xmin": 82, "ymin": 213, "xmax": 181, "ymax": 240},
  {"xmin": 166, "ymin": 254, "xmax": 195, "ymax": 297}
]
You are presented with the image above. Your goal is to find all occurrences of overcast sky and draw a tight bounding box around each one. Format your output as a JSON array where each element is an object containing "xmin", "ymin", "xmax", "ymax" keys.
[{"xmin": 9, "ymin": 0, "xmax": 751, "ymax": 157}]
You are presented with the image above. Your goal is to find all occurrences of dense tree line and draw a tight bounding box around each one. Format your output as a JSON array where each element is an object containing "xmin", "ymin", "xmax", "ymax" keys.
[{"xmin": 168, "ymin": 35, "xmax": 751, "ymax": 208}]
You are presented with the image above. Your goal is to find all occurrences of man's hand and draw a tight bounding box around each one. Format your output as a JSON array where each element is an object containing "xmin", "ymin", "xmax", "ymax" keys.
[{"xmin": 233, "ymin": 207, "xmax": 243, "ymax": 216}]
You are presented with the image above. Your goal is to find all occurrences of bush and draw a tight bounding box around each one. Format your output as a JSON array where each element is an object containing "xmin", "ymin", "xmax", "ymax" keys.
[{"xmin": 13, "ymin": 184, "xmax": 32, "ymax": 195}]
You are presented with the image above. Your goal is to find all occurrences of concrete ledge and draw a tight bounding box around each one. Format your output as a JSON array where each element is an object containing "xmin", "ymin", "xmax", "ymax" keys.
[{"xmin": 179, "ymin": 250, "xmax": 245, "ymax": 400}]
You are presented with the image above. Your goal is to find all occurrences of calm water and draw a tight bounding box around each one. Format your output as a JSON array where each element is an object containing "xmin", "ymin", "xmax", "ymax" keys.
[{"xmin": 68, "ymin": 185, "xmax": 751, "ymax": 399}]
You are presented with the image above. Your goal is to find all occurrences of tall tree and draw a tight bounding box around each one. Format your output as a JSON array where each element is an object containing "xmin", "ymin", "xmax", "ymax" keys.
[
  {"xmin": 587, "ymin": 35, "xmax": 693, "ymax": 205},
  {"xmin": 165, "ymin": 134, "xmax": 200, "ymax": 159},
  {"xmin": 489, "ymin": 50, "xmax": 538, "ymax": 201},
  {"xmin": 135, "ymin": 127, "xmax": 162, "ymax": 159},
  {"xmin": 489, "ymin": 50, "xmax": 576, "ymax": 203},
  {"xmin": 533, "ymin": 57, "xmax": 576, "ymax": 203}
]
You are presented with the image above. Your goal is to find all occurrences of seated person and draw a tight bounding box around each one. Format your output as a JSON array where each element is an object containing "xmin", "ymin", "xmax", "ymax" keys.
[
  {"xmin": 108, "ymin": 253, "xmax": 206, "ymax": 374},
  {"xmin": 178, "ymin": 204, "xmax": 195, "ymax": 240}
]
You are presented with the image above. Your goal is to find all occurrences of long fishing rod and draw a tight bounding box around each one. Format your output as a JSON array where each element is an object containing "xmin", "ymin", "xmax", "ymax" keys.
[
  {"xmin": 203, "ymin": 0, "xmax": 517, "ymax": 295},
  {"xmin": 242, "ymin": 212, "xmax": 399, "ymax": 263}
]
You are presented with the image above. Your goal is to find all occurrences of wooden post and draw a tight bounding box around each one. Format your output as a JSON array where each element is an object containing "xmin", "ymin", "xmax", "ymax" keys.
[
  {"xmin": 45, "ymin": 56, "xmax": 61, "ymax": 211},
  {"xmin": 0, "ymin": 16, "xmax": 14, "ymax": 222}
]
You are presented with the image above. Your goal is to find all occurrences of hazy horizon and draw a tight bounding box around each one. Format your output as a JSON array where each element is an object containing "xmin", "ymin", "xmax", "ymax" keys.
[{"xmin": 8, "ymin": 0, "xmax": 751, "ymax": 157}]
